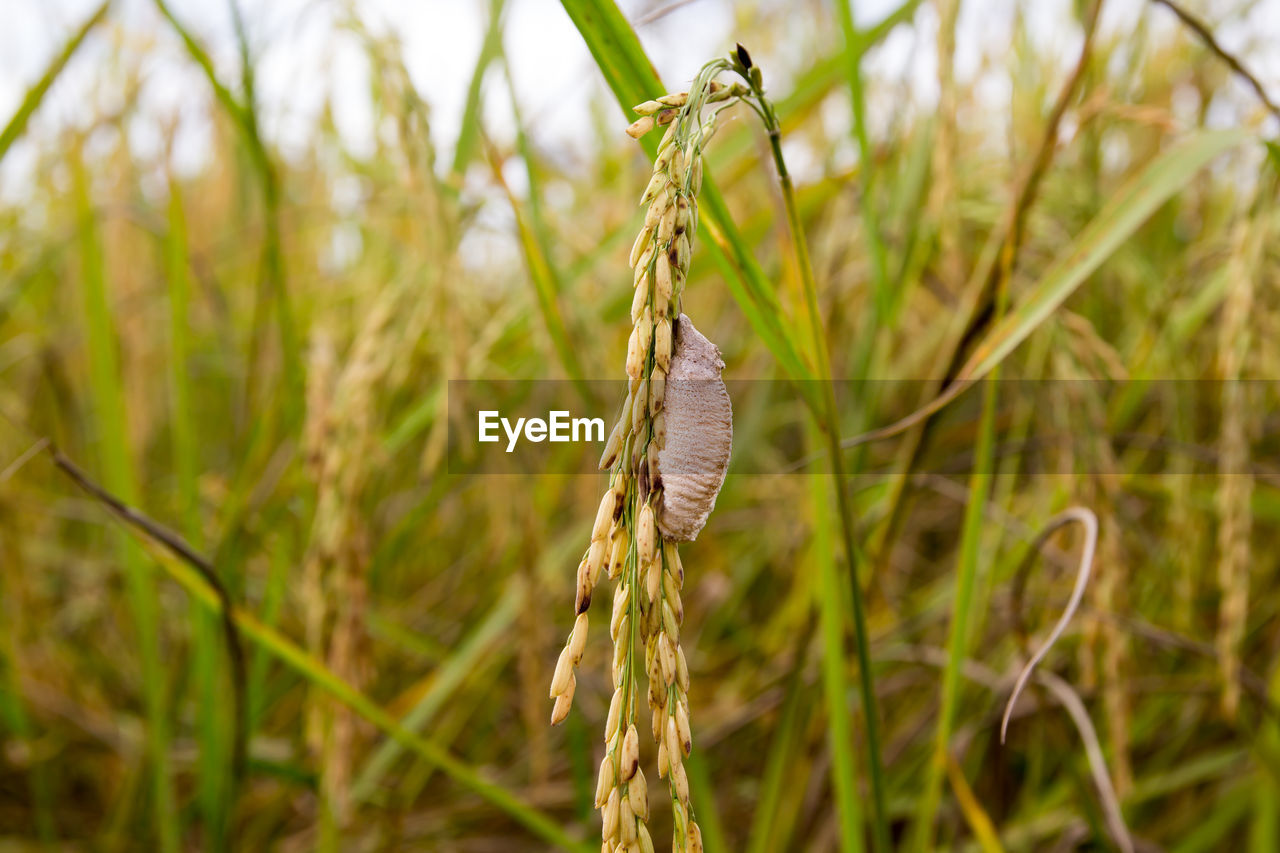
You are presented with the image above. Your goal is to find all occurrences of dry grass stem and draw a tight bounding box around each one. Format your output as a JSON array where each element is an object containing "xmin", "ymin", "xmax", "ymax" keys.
[
  {"xmin": 1001, "ymin": 507, "xmax": 1099, "ymax": 743},
  {"xmin": 1216, "ymin": 207, "xmax": 1264, "ymax": 718}
]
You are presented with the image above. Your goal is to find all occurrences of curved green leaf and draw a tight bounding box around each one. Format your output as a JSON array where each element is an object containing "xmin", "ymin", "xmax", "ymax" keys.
[{"xmin": 956, "ymin": 128, "xmax": 1250, "ymax": 383}]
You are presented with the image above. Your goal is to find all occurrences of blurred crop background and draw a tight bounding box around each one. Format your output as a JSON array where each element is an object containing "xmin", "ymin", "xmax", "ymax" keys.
[{"xmin": 2, "ymin": 0, "xmax": 1279, "ymax": 850}]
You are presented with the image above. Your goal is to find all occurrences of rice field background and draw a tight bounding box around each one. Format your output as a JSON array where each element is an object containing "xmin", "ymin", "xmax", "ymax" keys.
[{"xmin": 2, "ymin": 0, "xmax": 1279, "ymax": 850}]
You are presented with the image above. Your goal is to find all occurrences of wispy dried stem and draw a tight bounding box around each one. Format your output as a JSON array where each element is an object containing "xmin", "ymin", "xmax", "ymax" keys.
[
  {"xmin": 1002, "ymin": 506, "xmax": 1099, "ymax": 743},
  {"xmin": 1150, "ymin": 0, "xmax": 1280, "ymax": 123},
  {"xmin": 46, "ymin": 445, "xmax": 248, "ymax": 792}
]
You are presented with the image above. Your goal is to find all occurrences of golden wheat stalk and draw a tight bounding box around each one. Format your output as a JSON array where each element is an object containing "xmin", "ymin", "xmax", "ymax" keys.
[{"xmin": 1217, "ymin": 214, "xmax": 1260, "ymax": 719}]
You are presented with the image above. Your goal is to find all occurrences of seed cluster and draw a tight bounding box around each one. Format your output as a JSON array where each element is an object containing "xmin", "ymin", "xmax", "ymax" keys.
[{"xmin": 548, "ymin": 67, "xmax": 743, "ymax": 853}]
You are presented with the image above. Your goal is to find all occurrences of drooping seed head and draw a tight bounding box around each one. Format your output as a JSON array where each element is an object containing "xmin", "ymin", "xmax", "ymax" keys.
[{"xmin": 567, "ymin": 59, "xmax": 739, "ymax": 845}]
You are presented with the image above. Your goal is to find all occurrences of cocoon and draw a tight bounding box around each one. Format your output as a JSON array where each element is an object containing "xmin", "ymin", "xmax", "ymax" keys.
[{"xmin": 654, "ymin": 315, "xmax": 731, "ymax": 542}]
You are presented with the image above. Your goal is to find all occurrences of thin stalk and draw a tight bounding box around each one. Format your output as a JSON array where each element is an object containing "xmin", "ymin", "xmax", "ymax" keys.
[
  {"xmin": 179, "ymin": 552, "xmax": 588, "ymax": 852},
  {"xmin": 746, "ymin": 616, "xmax": 817, "ymax": 853},
  {"xmin": 559, "ymin": 0, "xmax": 822, "ymax": 414},
  {"xmin": 351, "ymin": 579, "xmax": 523, "ymax": 801},
  {"xmin": 0, "ymin": 562, "xmax": 56, "ymax": 844},
  {"xmin": 486, "ymin": 142, "xmax": 591, "ymax": 399},
  {"xmin": 165, "ymin": 178, "xmax": 230, "ymax": 850},
  {"xmin": 49, "ymin": 448, "xmax": 589, "ymax": 853},
  {"xmin": 73, "ymin": 149, "xmax": 180, "ymax": 853},
  {"xmin": 811, "ymin": 431, "xmax": 866, "ymax": 853},
  {"xmin": 227, "ymin": 0, "xmax": 301, "ymax": 433},
  {"xmin": 152, "ymin": 0, "xmax": 302, "ymax": 430},
  {"xmin": 833, "ymin": 0, "xmax": 891, "ymax": 322},
  {"xmin": 0, "ymin": 1, "xmax": 109, "ymax": 162},
  {"xmin": 910, "ymin": 221, "xmax": 1015, "ymax": 848},
  {"xmin": 686, "ymin": 753, "xmax": 727, "ymax": 852},
  {"xmin": 451, "ymin": 0, "xmax": 507, "ymax": 179},
  {"xmin": 1252, "ymin": 667, "xmax": 1280, "ymax": 852},
  {"xmin": 909, "ymin": 375, "xmax": 998, "ymax": 851},
  {"xmin": 497, "ymin": 51, "xmax": 594, "ymax": 404},
  {"xmin": 739, "ymin": 57, "xmax": 891, "ymax": 853},
  {"xmin": 248, "ymin": 539, "xmax": 291, "ymax": 726}
]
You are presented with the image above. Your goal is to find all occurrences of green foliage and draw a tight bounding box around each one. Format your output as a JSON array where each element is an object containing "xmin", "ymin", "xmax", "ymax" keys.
[{"xmin": 0, "ymin": 1, "xmax": 1274, "ymax": 851}]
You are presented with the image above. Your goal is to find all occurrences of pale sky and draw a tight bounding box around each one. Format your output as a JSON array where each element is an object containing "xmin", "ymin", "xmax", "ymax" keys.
[{"xmin": 2, "ymin": 0, "xmax": 1277, "ymax": 204}]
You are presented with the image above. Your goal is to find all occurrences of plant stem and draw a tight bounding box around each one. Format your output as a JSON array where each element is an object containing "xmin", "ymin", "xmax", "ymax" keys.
[
  {"xmin": 811, "ymin": 422, "xmax": 866, "ymax": 853},
  {"xmin": 909, "ymin": 375, "xmax": 998, "ymax": 851},
  {"xmin": 834, "ymin": 0, "xmax": 891, "ymax": 321},
  {"xmin": 74, "ymin": 148, "xmax": 180, "ymax": 853},
  {"xmin": 51, "ymin": 446, "xmax": 589, "ymax": 853},
  {"xmin": 0, "ymin": 0, "xmax": 109, "ymax": 162},
  {"xmin": 165, "ymin": 175, "xmax": 231, "ymax": 851},
  {"xmin": 746, "ymin": 73, "xmax": 891, "ymax": 853}
]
